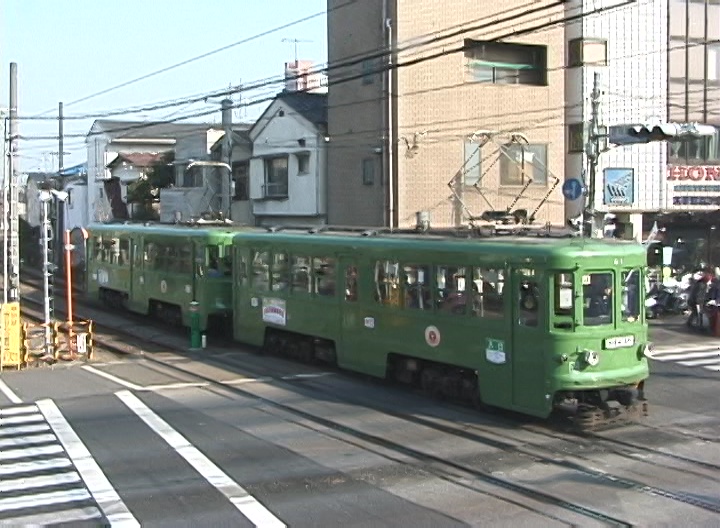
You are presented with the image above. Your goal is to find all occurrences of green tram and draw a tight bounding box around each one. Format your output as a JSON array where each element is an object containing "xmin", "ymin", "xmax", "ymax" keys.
[
  {"xmin": 232, "ymin": 227, "xmax": 650, "ymax": 425},
  {"xmin": 86, "ymin": 222, "xmax": 240, "ymax": 331}
]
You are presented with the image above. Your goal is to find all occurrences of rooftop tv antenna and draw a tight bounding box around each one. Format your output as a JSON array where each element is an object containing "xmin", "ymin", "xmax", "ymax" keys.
[{"xmin": 282, "ymin": 38, "xmax": 313, "ymax": 64}]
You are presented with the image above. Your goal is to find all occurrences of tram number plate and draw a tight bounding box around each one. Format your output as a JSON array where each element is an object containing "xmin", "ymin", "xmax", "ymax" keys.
[{"xmin": 604, "ymin": 335, "xmax": 634, "ymax": 349}]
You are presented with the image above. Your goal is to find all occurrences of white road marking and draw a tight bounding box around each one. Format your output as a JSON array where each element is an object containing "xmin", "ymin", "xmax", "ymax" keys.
[
  {"xmin": 0, "ymin": 471, "xmax": 81, "ymax": 492},
  {"xmin": 0, "ymin": 443, "xmax": 63, "ymax": 461},
  {"xmin": 0, "ymin": 404, "xmax": 37, "ymax": 416},
  {"xmin": 280, "ymin": 372, "xmax": 333, "ymax": 380},
  {"xmin": 0, "ymin": 488, "xmax": 91, "ymax": 512},
  {"xmin": 0, "ymin": 433, "xmax": 57, "ymax": 448},
  {"xmin": 651, "ymin": 344, "xmax": 720, "ymax": 355},
  {"xmin": 0, "ymin": 423, "xmax": 51, "ymax": 437},
  {"xmin": 0, "ymin": 379, "xmax": 22, "ymax": 404},
  {"xmin": 222, "ymin": 376, "xmax": 274, "ymax": 385},
  {"xmin": 0, "ymin": 457, "xmax": 72, "ymax": 476},
  {"xmin": 143, "ymin": 382, "xmax": 209, "ymax": 391},
  {"xmin": 677, "ymin": 357, "xmax": 720, "ymax": 366},
  {"xmin": 81, "ymin": 365, "xmax": 142, "ymax": 390},
  {"xmin": 36, "ymin": 399, "xmax": 140, "ymax": 527},
  {"xmin": 650, "ymin": 350, "xmax": 720, "ymax": 361},
  {"xmin": 116, "ymin": 390, "xmax": 286, "ymax": 528},
  {"xmin": 0, "ymin": 506, "xmax": 102, "ymax": 526}
]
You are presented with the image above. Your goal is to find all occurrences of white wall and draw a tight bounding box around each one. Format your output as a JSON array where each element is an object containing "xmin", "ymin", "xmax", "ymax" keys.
[
  {"xmin": 65, "ymin": 182, "xmax": 88, "ymax": 231},
  {"xmin": 565, "ymin": 0, "xmax": 668, "ymax": 225},
  {"xmin": 249, "ymin": 100, "xmax": 327, "ymax": 220}
]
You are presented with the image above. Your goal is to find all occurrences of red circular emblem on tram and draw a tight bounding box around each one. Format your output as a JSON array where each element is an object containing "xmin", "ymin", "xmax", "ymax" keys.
[{"xmin": 424, "ymin": 325, "xmax": 441, "ymax": 347}]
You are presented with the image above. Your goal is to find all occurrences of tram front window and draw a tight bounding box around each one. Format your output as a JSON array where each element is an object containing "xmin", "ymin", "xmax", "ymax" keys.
[{"xmin": 582, "ymin": 272, "xmax": 613, "ymax": 326}]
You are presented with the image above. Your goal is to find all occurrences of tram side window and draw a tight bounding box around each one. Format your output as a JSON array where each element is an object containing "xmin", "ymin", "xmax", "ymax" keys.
[
  {"xmin": 583, "ymin": 272, "xmax": 613, "ymax": 326},
  {"xmin": 109, "ymin": 238, "xmax": 121, "ymax": 265},
  {"xmin": 251, "ymin": 251, "xmax": 270, "ymax": 291},
  {"xmin": 375, "ymin": 261, "xmax": 401, "ymax": 306},
  {"xmin": 92, "ymin": 237, "xmax": 105, "ymax": 262},
  {"xmin": 403, "ymin": 264, "xmax": 432, "ymax": 310},
  {"xmin": 207, "ymin": 246, "xmax": 223, "ymax": 277},
  {"xmin": 118, "ymin": 239, "xmax": 130, "ymax": 266},
  {"xmin": 517, "ymin": 269, "xmax": 539, "ymax": 327},
  {"xmin": 435, "ymin": 266, "xmax": 466, "ymax": 314},
  {"xmin": 291, "ymin": 256, "xmax": 311, "ymax": 293},
  {"xmin": 472, "ymin": 268, "xmax": 504, "ymax": 319},
  {"xmin": 177, "ymin": 246, "xmax": 193, "ymax": 274},
  {"xmin": 345, "ymin": 265, "xmax": 358, "ymax": 302},
  {"xmin": 553, "ymin": 272, "xmax": 574, "ymax": 330},
  {"xmin": 237, "ymin": 252, "xmax": 248, "ymax": 285},
  {"xmin": 272, "ymin": 253, "xmax": 290, "ymax": 292},
  {"xmin": 314, "ymin": 257, "xmax": 336, "ymax": 297},
  {"xmin": 144, "ymin": 243, "xmax": 158, "ymax": 269},
  {"xmin": 622, "ymin": 268, "xmax": 641, "ymax": 322}
]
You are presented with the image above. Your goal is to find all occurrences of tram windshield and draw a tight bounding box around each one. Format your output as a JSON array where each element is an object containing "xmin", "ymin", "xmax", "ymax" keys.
[{"xmin": 582, "ymin": 272, "xmax": 613, "ymax": 326}]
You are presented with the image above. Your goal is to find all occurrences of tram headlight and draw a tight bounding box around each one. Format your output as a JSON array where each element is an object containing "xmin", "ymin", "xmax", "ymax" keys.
[{"xmin": 583, "ymin": 349, "xmax": 600, "ymax": 367}]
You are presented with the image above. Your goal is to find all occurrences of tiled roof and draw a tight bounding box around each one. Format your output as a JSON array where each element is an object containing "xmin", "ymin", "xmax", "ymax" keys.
[
  {"xmin": 106, "ymin": 152, "xmax": 165, "ymax": 169},
  {"xmin": 90, "ymin": 119, "xmax": 219, "ymax": 141},
  {"xmin": 277, "ymin": 91, "xmax": 327, "ymax": 126}
]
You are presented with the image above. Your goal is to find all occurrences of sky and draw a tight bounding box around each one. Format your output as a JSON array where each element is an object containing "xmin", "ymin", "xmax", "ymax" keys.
[{"xmin": 0, "ymin": 0, "xmax": 328, "ymax": 172}]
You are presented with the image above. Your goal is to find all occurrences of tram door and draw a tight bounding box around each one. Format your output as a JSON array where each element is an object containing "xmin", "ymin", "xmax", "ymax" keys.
[{"xmin": 511, "ymin": 268, "xmax": 547, "ymax": 412}]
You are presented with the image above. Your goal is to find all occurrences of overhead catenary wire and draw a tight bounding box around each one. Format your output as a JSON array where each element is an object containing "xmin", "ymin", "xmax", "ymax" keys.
[{"xmin": 18, "ymin": 0, "xmax": 638, "ymax": 143}]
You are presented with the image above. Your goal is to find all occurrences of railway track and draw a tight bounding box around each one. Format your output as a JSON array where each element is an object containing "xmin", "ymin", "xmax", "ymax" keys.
[{"xmin": 14, "ymin": 274, "xmax": 720, "ymax": 524}]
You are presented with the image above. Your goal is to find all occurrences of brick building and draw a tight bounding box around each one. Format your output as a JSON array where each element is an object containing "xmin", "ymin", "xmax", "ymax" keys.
[{"xmin": 326, "ymin": 0, "xmax": 567, "ymax": 228}]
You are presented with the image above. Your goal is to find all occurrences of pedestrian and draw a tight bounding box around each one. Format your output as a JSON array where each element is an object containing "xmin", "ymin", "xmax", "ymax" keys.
[{"xmin": 686, "ymin": 270, "xmax": 708, "ymax": 328}]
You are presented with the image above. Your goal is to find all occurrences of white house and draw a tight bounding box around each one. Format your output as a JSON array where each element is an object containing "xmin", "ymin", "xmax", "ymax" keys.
[
  {"xmin": 209, "ymin": 127, "xmax": 253, "ymax": 225},
  {"xmin": 249, "ymin": 91, "xmax": 328, "ymax": 226},
  {"xmin": 85, "ymin": 120, "xmax": 222, "ymax": 225}
]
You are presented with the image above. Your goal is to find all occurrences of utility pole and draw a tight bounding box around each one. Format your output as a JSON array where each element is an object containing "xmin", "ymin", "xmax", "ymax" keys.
[
  {"xmin": 221, "ymin": 99, "xmax": 233, "ymax": 220},
  {"xmin": 585, "ymin": 72, "xmax": 604, "ymax": 238},
  {"xmin": 1, "ymin": 107, "xmax": 7, "ymax": 304},
  {"xmin": 8, "ymin": 62, "xmax": 20, "ymax": 302},
  {"xmin": 58, "ymin": 102, "xmax": 64, "ymax": 171}
]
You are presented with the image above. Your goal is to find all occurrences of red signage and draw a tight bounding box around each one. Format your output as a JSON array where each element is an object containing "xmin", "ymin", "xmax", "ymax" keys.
[{"xmin": 667, "ymin": 165, "xmax": 720, "ymax": 181}]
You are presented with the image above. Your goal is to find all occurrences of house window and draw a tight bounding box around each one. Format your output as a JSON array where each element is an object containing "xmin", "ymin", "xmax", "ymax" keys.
[
  {"xmin": 362, "ymin": 158, "xmax": 375, "ymax": 185},
  {"xmin": 463, "ymin": 140, "xmax": 481, "ymax": 186},
  {"xmin": 465, "ymin": 40, "xmax": 547, "ymax": 86},
  {"xmin": 709, "ymin": 43, "xmax": 720, "ymax": 82},
  {"xmin": 264, "ymin": 157, "xmax": 288, "ymax": 198},
  {"xmin": 500, "ymin": 144, "xmax": 548, "ymax": 186},
  {"xmin": 297, "ymin": 153, "xmax": 310, "ymax": 174},
  {"xmin": 232, "ymin": 161, "xmax": 249, "ymax": 201},
  {"xmin": 568, "ymin": 38, "xmax": 608, "ymax": 67},
  {"xmin": 362, "ymin": 59, "xmax": 375, "ymax": 85},
  {"xmin": 568, "ymin": 123, "xmax": 585, "ymax": 153}
]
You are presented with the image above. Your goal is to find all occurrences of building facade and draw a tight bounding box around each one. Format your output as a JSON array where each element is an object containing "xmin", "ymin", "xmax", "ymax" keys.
[
  {"xmin": 326, "ymin": 0, "xmax": 568, "ymax": 228},
  {"xmin": 564, "ymin": 0, "xmax": 669, "ymax": 240}
]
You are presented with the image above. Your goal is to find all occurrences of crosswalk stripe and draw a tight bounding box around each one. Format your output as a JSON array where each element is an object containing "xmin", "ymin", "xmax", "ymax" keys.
[
  {"xmin": 0, "ymin": 405, "xmax": 38, "ymax": 416},
  {"xmin": 652, "ymin": 344, "xmax": 720, "ymax": 355},
  {"xmin": 0, "ymin": 413, "xmax": 45, "ymax": 426},
  {"xmin": 0, "ymin": 433, "xmax": 57, "ymax": 449},
  {"xmin": 0, "ymin": 488, "xmax": 91, "ymax": 513},
  {"xmin": 677, "ymin": 357, "xmax": 720, "ymax": 366},
  {"xmin": 0, "ymin": 444, "xmax": 63, "ymax": 461},
  {"xmin": 0, "ymin": 457, "xmax": 73, "ymax": 476},
  {"xmin": 704, "ymin": 364, "xmax": 720, "ymax": 372},
  {"xmin": 0, "ymin": 471, "xmax": 81, "ymax": 492},
  {"xmin": 650, "ymin": 350, "xmax": 720, "ymax": 361},
  {"xmin": 0, "ymin": 506, "xmax": 103, "ymax": 526},
  {"xmin": 0, "ymin": 423, "xmax": 51, "ymax": 437}
]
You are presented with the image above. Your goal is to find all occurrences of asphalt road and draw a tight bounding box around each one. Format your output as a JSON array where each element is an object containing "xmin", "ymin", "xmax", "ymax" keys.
[{"xmin": 0, "ymin": 318, "xmax": 718, "ymax": 527}]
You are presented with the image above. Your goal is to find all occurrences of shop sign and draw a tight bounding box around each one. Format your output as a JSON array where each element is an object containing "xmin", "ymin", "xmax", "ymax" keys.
[
  {"xmin": 666, "ymin": 165, "xmax": 720, "ymax": 207},
  {"xmin": 603, "ymin": 168, "xmax": 634, "ymax": 205}
]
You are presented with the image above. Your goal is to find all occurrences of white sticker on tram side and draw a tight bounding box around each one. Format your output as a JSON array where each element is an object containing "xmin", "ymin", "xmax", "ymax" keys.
[
  {"xmin": 36, "ymin": 399, "xmax": 140, "ymax": 528},
  {"xmin": 115, "ymin": 390, "xmax": 286, "ymax": 528},
  {"xmin": 0, "ymin": 379, "xmax": 23, "ymax": 404}
]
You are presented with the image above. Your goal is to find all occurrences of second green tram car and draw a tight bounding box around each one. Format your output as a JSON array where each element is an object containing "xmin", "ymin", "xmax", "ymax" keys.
[
  {"xmin": 86, "ymin": 223, "xmax": 241, "ymax": 331},
  {"xmin": 231, "ymin": 227, "xmax": 650, "ymax": 424}
]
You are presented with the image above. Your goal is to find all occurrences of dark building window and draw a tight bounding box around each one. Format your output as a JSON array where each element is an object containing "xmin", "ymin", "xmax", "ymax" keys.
[
  {"xmin": 232, "ymin": 161, "xmax": 249, "ymax": 201},
  {"xmin": 464, "ymin": 39, "xmax": 547, "ymax": 86},
  {"xmin": 362, "ymin": 158, "xmax": 375, "ymax": 185},
  {"xmin": 264, "ymin": 157, "xmax": 288, "ymax": 198}
]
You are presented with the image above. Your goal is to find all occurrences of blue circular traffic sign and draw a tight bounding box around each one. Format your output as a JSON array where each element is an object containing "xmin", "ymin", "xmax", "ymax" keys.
[{"xmin": 562, "ymin": 178, "xmax": 584, "ymax": 201}]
